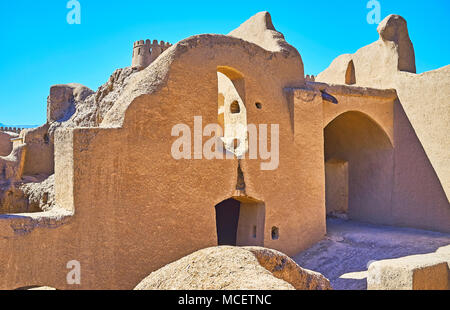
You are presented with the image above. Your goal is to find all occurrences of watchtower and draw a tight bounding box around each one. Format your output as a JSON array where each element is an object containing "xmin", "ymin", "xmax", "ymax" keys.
[{"xmin": 132, "ymin": 39, "xmax": 172, "ymax": 70}]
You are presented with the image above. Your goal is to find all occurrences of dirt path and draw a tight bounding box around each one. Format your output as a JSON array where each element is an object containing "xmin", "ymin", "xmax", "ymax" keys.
[{"xmin": 293, "ymin": 218, "xmax": 450, "ymax": 290}]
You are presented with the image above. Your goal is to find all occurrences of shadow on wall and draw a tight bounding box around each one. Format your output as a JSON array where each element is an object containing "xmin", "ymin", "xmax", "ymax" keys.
[{"xmin": 391, "ymin": 101, "xmax": 450, "ymax": 232}]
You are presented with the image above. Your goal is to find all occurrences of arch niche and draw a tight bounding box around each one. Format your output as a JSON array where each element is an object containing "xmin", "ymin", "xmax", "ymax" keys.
[{"xmin": 324, "ymin": 111, "xmax": 394, "ymax": 224}]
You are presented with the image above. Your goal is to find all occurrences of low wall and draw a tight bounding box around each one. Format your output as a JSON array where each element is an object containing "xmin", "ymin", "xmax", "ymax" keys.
[{"xmin": 367, "ymin": 245, "xmax": 450, "ymax": 290}]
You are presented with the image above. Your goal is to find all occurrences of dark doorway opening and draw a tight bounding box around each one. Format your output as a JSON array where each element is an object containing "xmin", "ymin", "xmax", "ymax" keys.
[
  {"xmin": 215, "ymin": 197, "xmax": 265, "ymax": 247},
  {"xmin": 215, "ymin": 198, "xmax": 240, "ymax": 246}
]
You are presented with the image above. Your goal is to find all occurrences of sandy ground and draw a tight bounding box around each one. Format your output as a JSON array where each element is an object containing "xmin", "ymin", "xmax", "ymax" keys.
[{"xmin": 293, "ymin": 218, "xmax": 450, "ymax": 290}]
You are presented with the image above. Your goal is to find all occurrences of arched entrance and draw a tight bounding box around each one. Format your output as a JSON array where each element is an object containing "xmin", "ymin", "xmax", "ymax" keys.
[
  {"xmin": 215, "ymin": 197, "xmax": 265, "ymax": 246},
  {"xmin": 324, "ymin": 111, "xmax": 394, "ymax": 223}
]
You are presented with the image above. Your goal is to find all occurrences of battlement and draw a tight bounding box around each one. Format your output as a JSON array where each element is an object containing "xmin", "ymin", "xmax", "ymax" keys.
[
  {"xmin": 0, "ymin": 126, "xmax": 24, "ymax": 134},
  {"xmin": 132, "ymin": 39, "xmax": 173, "ymax": 70},
  {"xmin": 133, "ymin": 39, "xmax": 172, "ymax": 49},
  {"xmin": 305, "ymin": 74, "xmax": 316, "ymax": 82}
]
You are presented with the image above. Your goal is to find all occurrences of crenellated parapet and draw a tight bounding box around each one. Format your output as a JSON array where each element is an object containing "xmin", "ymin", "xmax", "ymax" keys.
[
  {"xmin": 132, "ymin": 39, "xmax": 173, "ymax": 70},
  {"xmin": 0, "ymin": 127, "xmax": 24, "ymax": 134},
  {"xmin": 305, "ymin": 74, "xmax": 316, "ymax": 82}
]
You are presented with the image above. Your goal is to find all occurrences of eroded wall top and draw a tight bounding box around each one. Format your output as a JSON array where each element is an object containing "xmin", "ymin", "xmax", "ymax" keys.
[{"xmin": 101, "ymin": 12, "xmax": 305, "ymax": 128}]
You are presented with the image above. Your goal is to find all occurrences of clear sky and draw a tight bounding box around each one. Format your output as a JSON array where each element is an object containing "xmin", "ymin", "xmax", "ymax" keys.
[{"xmin": 0, "ymin": 0, "xmax": 449, "ymax": 125}]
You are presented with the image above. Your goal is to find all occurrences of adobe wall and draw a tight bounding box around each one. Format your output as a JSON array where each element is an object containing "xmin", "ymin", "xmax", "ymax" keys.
[
  {"xmin": 288, "ymin": 84, "xmax": 397, "ymax": 227},
  {"xmin": 2, "ymin": 11, "xmax": 446, "ymax": 290},
  {"xmin": 0, "ymin": 32, "xmax": 323, "ymax": 290},
  {"xmin": 391, "ymin": 89, "xmax": 450, "ymax": 232},
  {"xmin": 322, "ymin": 86, "xmax": 396, "ymax": 225},
  {"xmin": 0, "ymin": 131, "xmax": 15, "ymax": 157},
  {"xmin": 106, "ymin": 33, "xmax": 321, "ymax": 258},
  {"xmin": 325, "ymin": 159, "xmax": 348, "ymax": 215},
  {"xmin": 317, "ymin": 15, "xmax": 450, "ymax": 233},
  {"xmin": 0, "ymin": 124, "xmax": 54, "ymax": 179},
  {"xmin": 21, "ymin": 124, "xmax": 54, "ymax": 177},
  {"xmin": 367, "ymin": 245, "xmax": 450, "ymax": 290}
]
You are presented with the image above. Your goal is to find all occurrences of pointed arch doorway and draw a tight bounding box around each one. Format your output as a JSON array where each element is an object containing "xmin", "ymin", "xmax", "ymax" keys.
[{"xmin": 324, "ymin": 111, "xmax": 394, "ymax": 222}]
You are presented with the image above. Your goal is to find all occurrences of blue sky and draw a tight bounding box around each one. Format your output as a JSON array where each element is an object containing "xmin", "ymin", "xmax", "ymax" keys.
[{"xmin": 0, "ymin": 0, "xmax": 449, "ymax": 125}]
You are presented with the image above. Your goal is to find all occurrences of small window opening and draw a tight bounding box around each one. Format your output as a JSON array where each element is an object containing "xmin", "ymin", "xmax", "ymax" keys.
[
  {"xmin": 230, "ymin": 101, "xmax": 240, "ymax": 114},
  {"xmin": 271, "ymin": 227, "xmax": 279, "ymax": 240},
  {"xmin": 345, "ymin": 60, "xmax": 356, "ymax": 85},
  {"xmin": 255, "ymin": 102, "xmax": 262, "ymax": 109},
  {"xmin": 253, "ymin": 225, "xmax": 257, "ymax": 238}
]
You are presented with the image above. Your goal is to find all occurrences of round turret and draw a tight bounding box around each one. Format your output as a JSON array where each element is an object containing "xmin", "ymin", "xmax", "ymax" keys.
[{"xmin": 131, "ymin": 39, "xmax": 173, "ymax": 70}]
